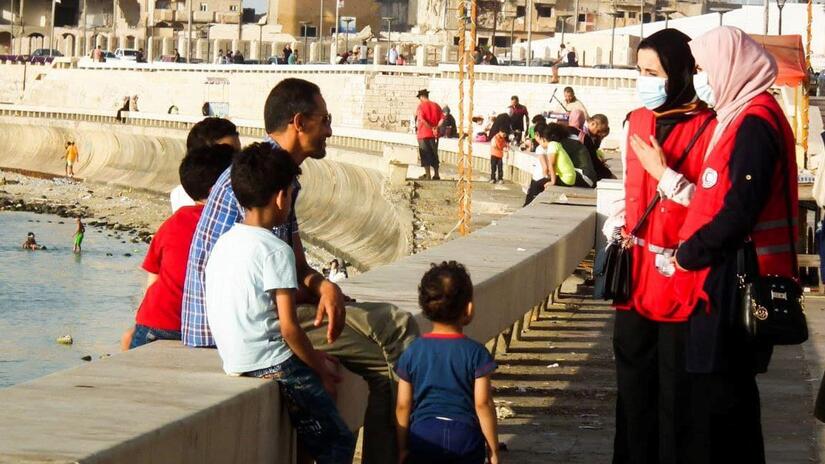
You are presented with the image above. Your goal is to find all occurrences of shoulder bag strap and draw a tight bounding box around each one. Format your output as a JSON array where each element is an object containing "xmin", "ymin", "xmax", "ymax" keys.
[{"xmin": 630, "ymin": 114, "xmax": 715, "ymax": 236}]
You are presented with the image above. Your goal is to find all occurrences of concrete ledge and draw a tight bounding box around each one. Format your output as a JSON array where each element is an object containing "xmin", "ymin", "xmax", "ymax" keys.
[{"xmin": 0, "ymin": 185, "xmax": 595, "ymax": 463}]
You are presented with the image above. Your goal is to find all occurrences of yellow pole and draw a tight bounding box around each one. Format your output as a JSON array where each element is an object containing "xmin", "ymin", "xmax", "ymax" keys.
[
  {"xmin": 457, "ymin": 0, "xmax": 469, "ymax": 236},
  {"xmin": 793, "ymin": 84, "xmax": 799, "ymax": 143},
  {"xmin": 801, "ymin": 0, "xmax": 812, "ymax": 167}
]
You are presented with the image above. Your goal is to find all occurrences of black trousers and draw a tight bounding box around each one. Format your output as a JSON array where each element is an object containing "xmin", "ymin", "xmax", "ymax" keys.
[
  {"xmin": 523, "ymin": 178, "xmax": 548, "ymax": 206},
  {"xmin": 490, "ymin": 157, "xmax": 503, "ymax": 181},
  {"xmin": 686, "ymin": 370, "xmax": 764, "ymax": 464},
  {"xmin": 613, "ymin": 310, "xmax": 690, "ymax": 464}
]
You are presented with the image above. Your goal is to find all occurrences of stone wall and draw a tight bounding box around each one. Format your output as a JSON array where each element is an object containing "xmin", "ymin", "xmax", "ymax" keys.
[{"xmin": 0, "ymin": 63, "xmax": 641, "ymax": 147}]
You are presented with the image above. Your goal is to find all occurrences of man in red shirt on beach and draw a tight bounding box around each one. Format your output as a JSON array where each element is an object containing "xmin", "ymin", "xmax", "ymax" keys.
[{"xmin": 415, "ymin": 89, "xmax": 444, "ymax": 180}]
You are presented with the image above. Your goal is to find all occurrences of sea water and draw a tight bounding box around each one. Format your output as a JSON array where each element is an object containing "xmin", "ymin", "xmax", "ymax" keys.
[{"xmin": 0, "ymin": 211, "xmax": 148, "ymax": 388}]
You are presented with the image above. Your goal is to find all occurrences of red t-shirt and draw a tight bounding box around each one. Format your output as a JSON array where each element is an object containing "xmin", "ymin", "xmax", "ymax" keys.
[
  {"xmin": 416, "ymin": 100, "xmax": 443, "ymax": 140},
  {"xmin": 135, "ymin": 204, "xmax": 204, "ymax": 331}
]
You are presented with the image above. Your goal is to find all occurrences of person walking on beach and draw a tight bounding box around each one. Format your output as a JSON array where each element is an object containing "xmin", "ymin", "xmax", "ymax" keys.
[
  {"xmin": 73, "ymin": 218, "xmax": 85, "ymax": 254},
  {"xmin": 64, "ymin": 141, "xmax": 79, "ymax": 178}
]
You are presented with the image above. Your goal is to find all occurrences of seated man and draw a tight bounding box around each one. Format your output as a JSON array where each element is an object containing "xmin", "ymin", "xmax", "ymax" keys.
[{"xmin": 182, "ymin": 78, "xmax": 419, "ymax": 464}]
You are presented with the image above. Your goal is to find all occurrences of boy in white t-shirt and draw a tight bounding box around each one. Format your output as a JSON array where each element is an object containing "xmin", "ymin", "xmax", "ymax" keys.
[{"xmin": 205, "ymin": 143, "xmax": 355, "ymax": 463}]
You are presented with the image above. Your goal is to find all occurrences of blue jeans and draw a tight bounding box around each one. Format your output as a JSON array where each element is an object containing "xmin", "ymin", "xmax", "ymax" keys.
[
  {"xmin": 246, "ymin": 356, "xmax": 355, "ymax": 464},
  {"xmin": 129, "ymin": 324, "xmax": 181, "ymax": 349},
  {"xmin": 406, "ymin": 417, "xmax": 486, "ymax": 464}
]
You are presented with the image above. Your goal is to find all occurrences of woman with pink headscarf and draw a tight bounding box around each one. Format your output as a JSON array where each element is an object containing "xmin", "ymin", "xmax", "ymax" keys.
[{"xmin": 670, "ymin": 27, "xmax": 797, "ymax": 463}]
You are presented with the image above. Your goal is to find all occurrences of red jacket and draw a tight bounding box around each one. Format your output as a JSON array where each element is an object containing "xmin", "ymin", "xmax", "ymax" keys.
[
  {"xmin": 673, "ymin": 93, "xmax": 798, "ymax": 314},
  {"xmin": 619, "ymin": 106, "xmax": 715, "ymax": 321}
]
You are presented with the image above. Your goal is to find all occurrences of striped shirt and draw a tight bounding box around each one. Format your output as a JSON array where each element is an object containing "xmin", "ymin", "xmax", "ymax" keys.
[{"xmin": 181, "ymin": 148, "xmax": 300, "ymax": 347}]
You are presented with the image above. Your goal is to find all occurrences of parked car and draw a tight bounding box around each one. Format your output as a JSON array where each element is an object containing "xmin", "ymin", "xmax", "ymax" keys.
[
  {"xmin": 114, "ymin": 48, "xmax": 140, "ymax": 61},
  {"xmin": 30, "ymin": 49, "xmax": 63, "ymax": 58}
]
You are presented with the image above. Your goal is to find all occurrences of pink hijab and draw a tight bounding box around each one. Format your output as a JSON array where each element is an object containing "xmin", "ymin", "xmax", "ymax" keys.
[
  {"xmin": 689, "ymin": 26, "xmax": 777, "ymax": 159},
  {"xmin": 568, "ymin": 109, "xmax": 587, "ymax": 142}
]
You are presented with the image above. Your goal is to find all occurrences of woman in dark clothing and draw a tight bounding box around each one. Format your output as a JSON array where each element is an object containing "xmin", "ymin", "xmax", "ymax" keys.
[
  {"xmin": 673, "ymin": 27, "xmax": 792, "ymax": 464},
  {"xmin": 605, "ymin": 29, "xmax": 716, "ymax": 464}
]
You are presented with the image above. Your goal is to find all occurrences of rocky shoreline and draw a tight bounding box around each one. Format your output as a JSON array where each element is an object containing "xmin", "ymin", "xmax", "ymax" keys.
[
  {"xmin": 0, "ymin": 170, "xmax": 169, "ymax": 243},
  {"xmin": 0, "ymin": 169, "xmax": 338, "ymax": 270}
]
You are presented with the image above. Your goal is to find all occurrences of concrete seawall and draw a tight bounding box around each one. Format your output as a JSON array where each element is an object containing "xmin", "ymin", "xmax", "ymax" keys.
[
  {"xmin": 0, "ymin": 110, "xmax": 597, "ymax": 463},
  {"xmin": 0, "ymin": 116, "xmax": 409, "ymax": 269}
]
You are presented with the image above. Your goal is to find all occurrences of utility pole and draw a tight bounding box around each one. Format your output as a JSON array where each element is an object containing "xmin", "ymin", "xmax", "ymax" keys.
[
  {"xmin": 9, "ymin": 0, "xmax": 14, "ymax": 54},
  {"xmin": 639, "ymin": 0, "xmax": 644, "ymax": 38},
  {"xmin": 334, "ymin": 0, "xmax": 340, "ymax": 58},
  {"xmin": 144, "ymin": 0, "xmax": 150, "ymax": 58},
  {"xmin": 608, "ymin": 10, "xmax": 619, "ymax": 68},
  {"xmin": 382, "ymin": 16, "xmax": 393, "ymax": 52},
  {"xmin": 187, "ymin": 0, "xmax": 192, "ymax": 62},
  {"xmin": 112, "ymin": 0, "xmax": 117, "ymax": 49},
  {"xmin": 319, "ymin": 0, "xmax": 323, "ymax": 62},
  {"xmin": 573, "ymin": 0, "xmax": 579, "ymax": 32},
  {"xmin": 763, "ymin": 0, "xmax": 769, "ymax": 34},
  {"xmin": 18, "ymin": 0, "xmax": 24, "ymax": 54},
  {"xmin": 526, "ymin": 0, "xmax": 532, "ymax": 66}
]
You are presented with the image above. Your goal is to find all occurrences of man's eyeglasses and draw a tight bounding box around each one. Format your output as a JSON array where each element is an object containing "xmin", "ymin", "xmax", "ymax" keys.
[{"xmin": 305, "ymin": 112, "xmax": 332, "ymax": 126}]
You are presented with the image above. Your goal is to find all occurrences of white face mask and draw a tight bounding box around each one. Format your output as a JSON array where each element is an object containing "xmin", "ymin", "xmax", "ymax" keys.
[
  {"xmin": 693, "ymin": 71, "xmax": 716, "ymax": 107},
  {"xmin": 636, "ymin": 75, "xmax": 668, "ymax": 110}
]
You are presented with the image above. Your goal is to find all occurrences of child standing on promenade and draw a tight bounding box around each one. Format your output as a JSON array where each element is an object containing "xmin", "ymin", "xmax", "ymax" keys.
[
  {"xmin": 72, "ymin": 217, "xmax": 85, "ymax": 253},
  {"xmin": 127, "ymin": 144, "xmax": 233, "ymax": 349},
  {"xmin": 396, "ymin": 261, "xmax": 500, "ymax": 464},
  {"xmin": 488, "ymin": 114, "xmax": 511, "ymax": 184},
  {"xmin": 205, "ymin": 143, "xmax": 355, "ymax": 464}
]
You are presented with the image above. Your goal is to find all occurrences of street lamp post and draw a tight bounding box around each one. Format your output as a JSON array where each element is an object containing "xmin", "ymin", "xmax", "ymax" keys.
[
  {"xmin": 557, "ymin": 13, "xmax": 573, "ymax": 49},
  {"xmin": 333, "ymin": 0, "xmax": 340, "ymax": 57},
  {"xmin": 343, "ymin": 17, "xmax": 353, "ymax": 55},
  {"xmin": 526, "ymin": 0, "xmax": 532, "ymax": 66},
  {"xmin": 186, "ymin": 0, "xmax": 192, "ymax": 62},
  {"xmin": 776, "ymin": 0, "xmax": 788, "ymax": 34},
  {"xmin": 299, "ymin": 20, "xmax": 309, "ymax": 62},
  {"xmin": 382, "ymin": 16, "xmax": 393, "ymax": 49},
  {"xmin": 319, "ymin": 0, "xmax": 324, "ymax": 62},
  {"xmin": 660, "ymin": 7, "xmax": 675, "ymax": 29},
  {"xmin": 710, "ymin": 7, "xmax": 732, "ymax": 26},
  {"xmin": 49, "ymin": 0, "xmax": 55, "ymax": 55},
  {"xmin": 607, "ymin": 10, "xmax": 621, "ymax": 68}
]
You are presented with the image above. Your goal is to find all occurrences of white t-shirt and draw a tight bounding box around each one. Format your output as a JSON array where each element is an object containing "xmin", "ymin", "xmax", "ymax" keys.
[
  {"xmin": 170, "ymin": 184, "xmax": 195, "ymax": 213},
  {"xmin": 532, "ymin": 145, "xmax": 548, "ymax": 181},
  {"xmin": 359, "ymin": 45, "xmax": 368, "ymax": 60},
  {"xmin": 205, "ymin": 223, "xmax": 298, "ymax": 374}
]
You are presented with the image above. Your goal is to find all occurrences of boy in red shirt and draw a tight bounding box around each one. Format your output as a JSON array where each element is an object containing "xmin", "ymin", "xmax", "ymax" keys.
[{"xmin": 128, "ymin": 145, "xmax": 234, "ymax": 349}]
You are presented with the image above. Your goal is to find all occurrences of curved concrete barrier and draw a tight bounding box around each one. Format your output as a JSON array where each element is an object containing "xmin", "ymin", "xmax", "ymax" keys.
[{"xmin": 0, "ymin": 118, "xmax": 408, "ymax": 270}]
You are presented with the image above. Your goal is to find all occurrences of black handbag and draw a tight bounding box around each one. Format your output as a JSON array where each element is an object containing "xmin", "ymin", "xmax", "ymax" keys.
[
  {"xmin": 596, "ymin": 115, "xmax": 714, "ymax": 303},
  {"xmin": 736, "ymin": 107, "xmax": 807, "ymax": 345}
]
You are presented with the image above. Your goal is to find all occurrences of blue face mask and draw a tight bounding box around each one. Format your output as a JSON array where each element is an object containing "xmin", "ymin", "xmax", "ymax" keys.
[
  {"xmin": 693, "ymin": 72, "xmax": 716, "ymax": 107},
  {"xmin": 636, "ymin": 75, "xmax": 668, "ymax": 110}
]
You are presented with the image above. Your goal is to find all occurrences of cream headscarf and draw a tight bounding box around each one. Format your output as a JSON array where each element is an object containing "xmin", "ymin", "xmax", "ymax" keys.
[{"xmin": 689, "ymin": 26, "xmax": 778, "ymax": 159}]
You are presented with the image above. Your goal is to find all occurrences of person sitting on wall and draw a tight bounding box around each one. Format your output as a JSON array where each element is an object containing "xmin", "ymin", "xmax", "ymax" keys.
[
  {"xmin": 438, "ymin": 106, "xmax": 458, "ymax": 138},
  {"xmin": 126, "ymin": 144, "xmax": 234, "ymax": 350},
  {"xmin": 181, "ymin": 78, "xmax": 419, "ymax": 464}
]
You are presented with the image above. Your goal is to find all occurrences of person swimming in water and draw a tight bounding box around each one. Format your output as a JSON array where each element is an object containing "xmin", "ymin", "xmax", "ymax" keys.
[
  {"xmin": 73, "ymin": 218, "xmax": 85, "ymax": 254},
  {"xmin": 22, "ymin": 232, "xmax": 45, "ymax": 250}
]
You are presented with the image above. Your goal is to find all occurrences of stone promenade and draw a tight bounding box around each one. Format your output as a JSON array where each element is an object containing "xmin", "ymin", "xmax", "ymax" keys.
[{"xmin": 490, "ymin": 270, "xmax": 825, "ymax": 463}]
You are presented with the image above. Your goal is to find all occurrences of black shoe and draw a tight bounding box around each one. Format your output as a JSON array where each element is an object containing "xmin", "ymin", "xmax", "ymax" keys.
[{"xmin": 432, "ymin": 175, "xmax": 441, "ymax": 180}]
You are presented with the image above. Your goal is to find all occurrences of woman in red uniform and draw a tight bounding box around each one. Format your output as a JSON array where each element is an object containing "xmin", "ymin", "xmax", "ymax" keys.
[
  {"xmin": 605, "ymin": 29, "xmax": 716, "ymax": 464},
  {"xmin": 672, "ymin": 27, "xmax": 796, "ymax": 463}
]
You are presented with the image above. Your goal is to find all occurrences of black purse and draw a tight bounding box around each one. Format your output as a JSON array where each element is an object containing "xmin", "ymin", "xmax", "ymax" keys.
[
  {"xmin": 736, "ymin": 111, "xmax": 807, "ymax": 345},
  {"xmin": 596, "ymin": 115, "xmax": 714, "ymax": 303}
]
